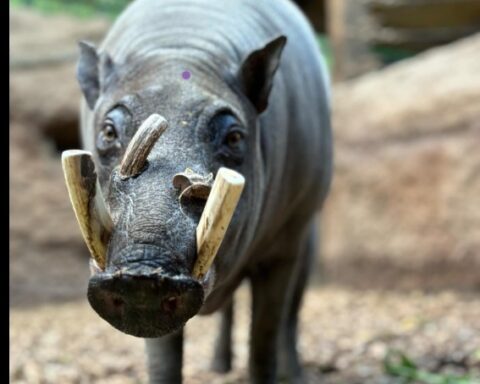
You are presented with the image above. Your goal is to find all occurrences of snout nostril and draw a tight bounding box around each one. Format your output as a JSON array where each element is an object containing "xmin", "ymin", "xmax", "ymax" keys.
[
  {"xmin": 88, "ymin": 272, "xmax": 205, "ymax": 337},
  {"xmin": 113, "ymin": 297, "xmax": 124, "ymax": 308},
  {"xmin": 162, "ymin": 296, "xmax": 179, "ymax": 313}
]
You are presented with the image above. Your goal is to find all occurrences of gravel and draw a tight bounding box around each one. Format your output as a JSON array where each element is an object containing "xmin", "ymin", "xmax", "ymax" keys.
[{"xmin": 10, "ymin": 284, "xmax": 480, "ymax": 383}]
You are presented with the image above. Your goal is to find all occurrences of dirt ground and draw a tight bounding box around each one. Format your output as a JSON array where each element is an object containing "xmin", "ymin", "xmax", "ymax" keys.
[{"xmin": 10, "ymin": 283, "xmax": 480, "ymax": 384}]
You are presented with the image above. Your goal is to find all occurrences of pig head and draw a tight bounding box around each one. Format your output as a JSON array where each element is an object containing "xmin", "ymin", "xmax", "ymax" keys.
[{"xmin": 71, "ymin": 36, "xmax": 287, "ymax": 338}]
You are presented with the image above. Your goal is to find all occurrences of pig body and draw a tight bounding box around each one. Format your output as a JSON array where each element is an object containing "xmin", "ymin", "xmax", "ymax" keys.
[{"xmin": 76, "ymin": 0, "xmax": 332, "ymax": 382}]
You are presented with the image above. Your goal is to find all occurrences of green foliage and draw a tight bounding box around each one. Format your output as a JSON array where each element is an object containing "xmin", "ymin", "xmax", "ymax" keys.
[
  {"xmin": 384, "ymin": 350, "xmax": 480, "ymax": 384},
  {"xmin": 10, "ymin": 0, "xmax": 131, "ymax": 18},
  {"xmin": 372, "ymin": 45, "xmax": 415, "ymax": 65},
  {"xmin": 317, "ymin": 34, "xmax": 333, "ymax": 74}
]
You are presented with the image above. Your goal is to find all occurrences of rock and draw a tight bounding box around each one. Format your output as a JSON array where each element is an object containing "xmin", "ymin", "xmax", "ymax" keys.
[
  {"xmin": 322, "ymin": 33, "xmax": 480, "ymax": 290},
  {"xmin": 333, "ymin": 32, "xmax": 480, "ymax": 143}
]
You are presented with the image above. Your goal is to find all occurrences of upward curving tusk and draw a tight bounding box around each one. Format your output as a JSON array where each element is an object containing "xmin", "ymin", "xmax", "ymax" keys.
[
  {"xmin": 193, "ymin": 167, "xmax": 245, "ymax": 280},
  {"xmin": 120, "ymin": 114, "xmax": 168, "ymax": 179},
  {"xmin": 62, "ymin": 150, "xmax": 113, "ymax": 270}
]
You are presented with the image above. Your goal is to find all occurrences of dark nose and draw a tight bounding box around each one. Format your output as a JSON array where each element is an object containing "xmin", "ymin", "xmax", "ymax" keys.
[{"xmin": 87, "ymin": 271, "xmax": 204, "ymax": 338}]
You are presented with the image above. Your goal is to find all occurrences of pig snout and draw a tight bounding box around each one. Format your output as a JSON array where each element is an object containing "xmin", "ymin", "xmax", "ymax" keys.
[
  {"xmin": 87, "ymin": 244, "xmax": 204, "ymax": 338},
  {"xmin": 62, "ymin": 115, "xmax": 245, "ymax": 338}
]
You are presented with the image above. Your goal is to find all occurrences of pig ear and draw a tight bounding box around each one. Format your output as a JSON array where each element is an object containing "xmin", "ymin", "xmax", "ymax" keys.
[
  {"xmin": 76, "ymin": 41, "xmax": 115, "ymax": 110},
  {"xmin": 238, "ymin": 35, "xmax": 287, "ymax": 114}
]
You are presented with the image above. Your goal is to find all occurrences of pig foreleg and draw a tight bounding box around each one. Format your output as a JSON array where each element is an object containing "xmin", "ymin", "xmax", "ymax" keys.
[
  {"xmin": 211, "ymin": 296, "xmax": 234, "ymax": 373},
  {"xmin": 278, "ymin": 226, "xmax": 316, "ymax": 384},
  {"xmin": 248, "ymin": 227, "xmax": 312, "ymax": 384},
  {"xmin": 145, "ymin": 328, "xmax": 183, "ymax": 384}
]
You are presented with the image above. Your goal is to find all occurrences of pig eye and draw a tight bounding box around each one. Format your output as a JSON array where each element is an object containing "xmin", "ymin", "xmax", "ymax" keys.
[
  {"xmin": 96, "ymin": 106, "xmax": 131, "ymax": 159},
  {"xmin": 225, "ymin": 130, "xmax": 244, "ymax": 150},
  {"xmin": 102, "ymin": 120, "xmax": 118, "ymax": 142},
  {"xmin": 97, "ymin": 119, "xmax": 120, "ymax": 154},
  {"xmin": 210, "ymin": 112, "xmax": 247, "ymax": 166}
]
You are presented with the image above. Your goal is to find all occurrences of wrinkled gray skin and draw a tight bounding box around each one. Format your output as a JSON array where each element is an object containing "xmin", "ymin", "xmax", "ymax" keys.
[{"xmin": 76, "ymin": 0, "xmax": 332, "ymax": 383}]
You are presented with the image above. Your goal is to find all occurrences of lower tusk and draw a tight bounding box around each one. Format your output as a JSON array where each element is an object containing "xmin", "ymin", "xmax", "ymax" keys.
[
  {"xmin": 62, "ymin": 150, "xmax": 113, "ymax": 270},
  {"xmin": 193, "ymin": 167, "xmax": 245, "ymax": 280}
]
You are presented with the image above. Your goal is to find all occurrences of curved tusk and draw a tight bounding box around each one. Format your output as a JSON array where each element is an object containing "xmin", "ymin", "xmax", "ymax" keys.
[
  {"xmin": 62, "ymin": 150, "xmax": 113, "ymax": 270},
  {"xmin": 193, "ymin": 167, "xmax": 245, "ymax": 280},
  {"xmin": 120, "ymin": 113, "xmax": 168, "ymax": 179}
]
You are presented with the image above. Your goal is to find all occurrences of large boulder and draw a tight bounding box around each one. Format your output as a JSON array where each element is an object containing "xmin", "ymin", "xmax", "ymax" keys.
[{"xmin": 322, "ymin": 33, "xmax": 480, "ymax": 290}]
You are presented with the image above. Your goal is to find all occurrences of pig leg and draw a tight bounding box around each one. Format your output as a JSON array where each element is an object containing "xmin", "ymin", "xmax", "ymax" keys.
[
  {"xmin": 278, "ymin": 226, "xmax": 316, "ymax": 384},
  {"xmin": 211, "ymin": 296, "xmax": 234, "ymax": 373},
  {"xmin": 249, "ymin": 229, "xmax": 310, "ymax": 384},
  {"xmin": 145, "ymin": 328, "xmax": 183, "ymax": 384}
]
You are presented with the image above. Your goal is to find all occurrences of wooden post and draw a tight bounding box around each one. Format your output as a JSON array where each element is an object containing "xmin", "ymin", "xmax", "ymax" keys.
[{"xmin": 327, "ymin": 0, "xmax": 382, "ymax": 81}]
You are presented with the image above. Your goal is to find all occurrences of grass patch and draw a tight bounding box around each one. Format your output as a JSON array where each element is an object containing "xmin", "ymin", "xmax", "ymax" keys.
[{"xmin": 384, "ymin": 350, "xmax": 480, "ymax": 384}]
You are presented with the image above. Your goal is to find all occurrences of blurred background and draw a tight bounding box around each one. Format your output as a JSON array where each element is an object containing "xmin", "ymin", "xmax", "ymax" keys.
[{"xmin": 10, "ymin": 0, "xmax": 480, "ymax": 383}]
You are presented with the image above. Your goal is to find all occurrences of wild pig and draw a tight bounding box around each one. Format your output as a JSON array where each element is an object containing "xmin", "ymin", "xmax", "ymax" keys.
[{"xmin": 64, "ymin": 0, "xmax": 332, "ymax": 382}]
